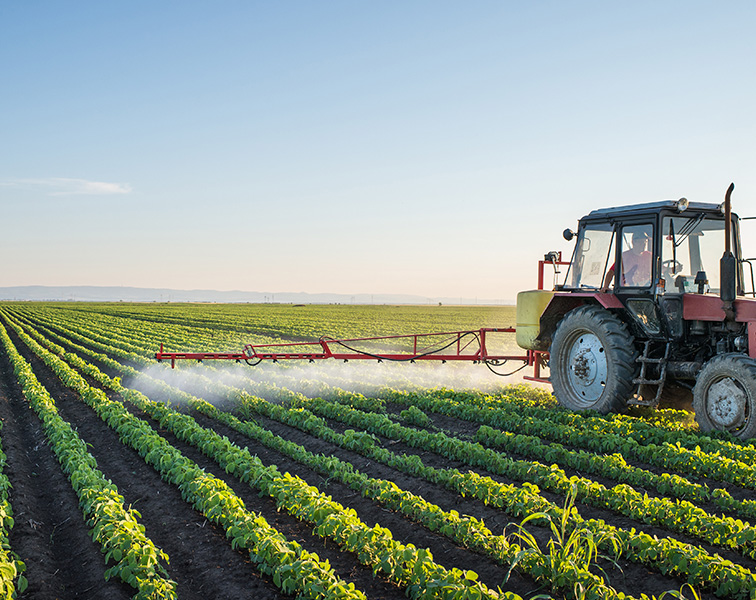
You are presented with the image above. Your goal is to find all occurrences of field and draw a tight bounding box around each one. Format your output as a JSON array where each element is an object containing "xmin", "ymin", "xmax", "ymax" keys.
[{"xmin": 0, "ymin": 302, "xmax": 755, "ymax": 600}]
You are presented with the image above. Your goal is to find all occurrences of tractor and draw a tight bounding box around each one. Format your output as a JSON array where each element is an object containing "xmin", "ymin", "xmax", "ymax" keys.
[
  {"xmin": 156, "ymin": 184, "xmax": 756, "ymax": 439},
  {"xmin": 519, "ymin": 183, "xmax": 756, "ymax": 439}
]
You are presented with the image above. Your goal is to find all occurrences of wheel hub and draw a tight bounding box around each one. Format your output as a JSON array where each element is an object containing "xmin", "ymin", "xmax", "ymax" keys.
[
  {"xmin": 567, "ymin": 333, "xmax": 607, "ymax": 402},
  {"xmin": 707, "ymin": 377, "xmax": 747, "ymax": 429},
  {"xmin": 573, "ymin": 349, "xmax": 596, "ymax": 380}
]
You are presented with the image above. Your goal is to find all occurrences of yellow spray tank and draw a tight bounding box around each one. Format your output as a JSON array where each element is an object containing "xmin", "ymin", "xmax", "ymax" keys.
[{"xmin": 515, "ymin": 289, "xmax": 554, "ymax": 351}]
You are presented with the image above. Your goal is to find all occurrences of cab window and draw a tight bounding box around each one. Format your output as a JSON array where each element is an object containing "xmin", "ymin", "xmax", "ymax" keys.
[
  {"xmin": 566, "ymin": 222, "xmax": 615, "ymax": 289},
  {"xmin": 661, "ymin": 215, "xmax": 726, "ymax": 293}
]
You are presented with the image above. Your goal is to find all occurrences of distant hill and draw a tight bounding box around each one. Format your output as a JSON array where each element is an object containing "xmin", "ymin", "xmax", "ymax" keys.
[{"xmin": 0, "ymin": 285, "xmax": 512, "ymax": 305}]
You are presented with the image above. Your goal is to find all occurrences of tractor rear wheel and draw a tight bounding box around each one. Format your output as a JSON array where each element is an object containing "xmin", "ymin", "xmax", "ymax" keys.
[
  {"xmin": 693, "ymin": 354, "xmax": 756, "ymax": 440},
  {"xmin": 550, "ymin": 305, "xmax": 637, "ymax": 414}
]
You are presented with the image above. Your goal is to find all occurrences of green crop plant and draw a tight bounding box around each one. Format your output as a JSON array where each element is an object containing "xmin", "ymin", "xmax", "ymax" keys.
[
  {"xmin": 505, "ymin": 486, "xmax": 621, "ymax": 600},
  {"xmin": 400, "ymin": 406, "xmax": 433, "ymax": 428}
]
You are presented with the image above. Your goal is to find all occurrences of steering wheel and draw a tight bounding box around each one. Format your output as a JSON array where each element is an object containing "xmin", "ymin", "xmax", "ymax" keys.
[{"xmin": 662, "ymin": 259, "xmax": 684, "ymax": 276}]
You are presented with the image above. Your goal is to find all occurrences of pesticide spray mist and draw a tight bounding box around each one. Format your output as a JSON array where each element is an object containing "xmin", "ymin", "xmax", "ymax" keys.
[{"xmin": 137, "ymin": 357, "xmax": 549, "ymax": 408}]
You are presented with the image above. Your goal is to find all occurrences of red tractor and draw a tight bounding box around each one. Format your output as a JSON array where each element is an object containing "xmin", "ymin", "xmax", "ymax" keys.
[
  {"xmin": 157, "ymin": 184, "xmax": 756, "ymax": 439},
  {"xmin": 520, "ymin": 183, "xmax": 756, "ymax": 439}
]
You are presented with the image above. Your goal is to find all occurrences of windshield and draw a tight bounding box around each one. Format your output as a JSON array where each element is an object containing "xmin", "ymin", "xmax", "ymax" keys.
[
  {"xmin": 661, "ymin": 214, "xmax": 726, "ymax": 293},
  {"xmin": 565, "ymin": 222, "xmax": 614, "ymax": 289}
]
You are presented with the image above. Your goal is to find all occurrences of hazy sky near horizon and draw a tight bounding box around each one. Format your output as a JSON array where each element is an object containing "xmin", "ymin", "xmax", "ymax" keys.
[{"xmin": 2, "ymin": 1, "xmax": 755, "ymax": 300}]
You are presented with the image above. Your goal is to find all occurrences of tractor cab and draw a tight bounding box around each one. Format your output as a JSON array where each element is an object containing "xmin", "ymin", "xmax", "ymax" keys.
[{"xmin": 562, "ymin": 198, "xmax": 741, "ymax": 299}]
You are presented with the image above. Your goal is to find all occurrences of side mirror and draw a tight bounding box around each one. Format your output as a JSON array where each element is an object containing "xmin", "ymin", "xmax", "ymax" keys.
[{"xmin": 563, "ymin": 228, "xmax": 576, "ymax": 241}]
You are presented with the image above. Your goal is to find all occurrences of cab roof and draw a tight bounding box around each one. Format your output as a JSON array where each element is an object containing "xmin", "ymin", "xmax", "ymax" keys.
[{"xmin": 582, "ymin": 200, "xmax": 726, "ymax": 221}]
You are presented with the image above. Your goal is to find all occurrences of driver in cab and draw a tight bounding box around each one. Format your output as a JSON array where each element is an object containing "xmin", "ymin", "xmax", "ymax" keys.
[{"xmin": 601, "ymin": 229, "xmax": 652, "ymax": 291}]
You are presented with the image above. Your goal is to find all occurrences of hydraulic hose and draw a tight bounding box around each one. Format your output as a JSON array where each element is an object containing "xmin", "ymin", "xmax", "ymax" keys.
[{"xmin": 319, "ymin": 331, "xmax": 483, "ymax": 363}]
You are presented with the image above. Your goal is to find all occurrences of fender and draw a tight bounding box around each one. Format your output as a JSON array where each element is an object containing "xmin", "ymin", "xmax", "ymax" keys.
[{"xmin": 536, "ymin": 292, "xmax": 623, "ymax": 350}]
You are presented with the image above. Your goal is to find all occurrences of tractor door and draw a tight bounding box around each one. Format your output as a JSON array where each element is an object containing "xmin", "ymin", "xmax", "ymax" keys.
[
  {"xmin": 615, "ymin": 222, "xmax": 664, "ymax": 337},
  {"xmin": 617, "ymin": 223, "xmax": 654, "ymax": 290}
]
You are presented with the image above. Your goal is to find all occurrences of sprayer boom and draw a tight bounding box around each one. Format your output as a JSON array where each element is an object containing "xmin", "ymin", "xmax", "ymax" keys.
[{"xmin": 156, "ymin": 327, "xmax": 532, "ymax": 371}]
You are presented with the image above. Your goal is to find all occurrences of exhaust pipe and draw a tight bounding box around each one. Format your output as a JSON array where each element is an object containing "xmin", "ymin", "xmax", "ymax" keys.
[{"xmin": 721, "ymin": 183, "xmax": 736, "ymax": 317}]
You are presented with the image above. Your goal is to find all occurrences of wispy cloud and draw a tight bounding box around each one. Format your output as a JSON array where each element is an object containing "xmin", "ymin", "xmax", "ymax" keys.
[{"xmin": 1, "ymin": 177, "xmax": 132, "ymax": 196}]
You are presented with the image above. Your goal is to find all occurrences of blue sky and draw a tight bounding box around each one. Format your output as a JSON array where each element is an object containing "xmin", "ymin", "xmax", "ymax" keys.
[{"xmin": 2, "ymin": 1, "xmax": 755, "ymax": 301}]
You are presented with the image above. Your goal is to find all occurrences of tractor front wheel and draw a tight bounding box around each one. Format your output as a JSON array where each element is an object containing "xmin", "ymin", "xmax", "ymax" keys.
[
  {"xmin": 693, "ymin": 354, "xmax": 756, "ymax": 440},
  {"xmin": 550, "ymin": 305, "xmax": 637, "ymax": 414}
]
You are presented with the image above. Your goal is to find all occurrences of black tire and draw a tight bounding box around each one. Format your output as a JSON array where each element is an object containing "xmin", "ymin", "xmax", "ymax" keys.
[
  {"xmin": 549, "ymin": 305, "xmax": 637, "ymax": 414},
  {"xmin": 693, "ymin": 353, "xmax": 756, "ymax": 440}
]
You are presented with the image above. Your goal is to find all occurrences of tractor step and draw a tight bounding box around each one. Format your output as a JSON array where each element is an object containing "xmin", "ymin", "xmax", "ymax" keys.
[
  {"xmin": 626, "ymin": 396, "xmax": 657, "ymax": 407},
  {"xmin": 630, "ymin": 341, "xmax": 671, "ymax": 406}
]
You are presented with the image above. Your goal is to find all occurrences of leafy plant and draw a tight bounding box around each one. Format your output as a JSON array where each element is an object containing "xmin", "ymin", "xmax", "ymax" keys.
[
  {"xmin": 505, "ymin": 485, "xmax": 621, "ymax": 598},
  {"xmin": 400, "ymin": 406, "xmax": 433, "ymax": 428}
]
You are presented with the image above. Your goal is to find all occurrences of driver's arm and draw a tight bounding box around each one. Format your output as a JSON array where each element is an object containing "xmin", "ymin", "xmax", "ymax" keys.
[{"xmin": 601, "ymin": 266, "xmax": 615, "ymax": 292}]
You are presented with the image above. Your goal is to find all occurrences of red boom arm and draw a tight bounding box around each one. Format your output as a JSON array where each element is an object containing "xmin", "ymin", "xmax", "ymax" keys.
[{"xmin": 155, "ymin": 328, "xmax": 532, "ymax": 368}]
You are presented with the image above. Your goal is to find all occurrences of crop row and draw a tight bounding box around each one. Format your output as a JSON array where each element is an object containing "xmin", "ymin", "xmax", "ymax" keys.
[
  {"xmin": 92, "ymin": 358, "xmax": 625, "ymax": 600},
  {"xmin": 6, "ymin": 309, "xmax": 714, "ymax": 600},
  {"xmin": 0, "ymin": 398, "xmax": 25, "ymax": 598},
  {"xmin": 231, "ymin": 390, "xmax": 756, "ymax": 598},
  {"xmin": 10, "ymin": 303, "xmax": 520, "ymax": 386},
  {"xmin": 11, "ymin": 308, "xmax": 756, "ymax": 596},
  {"xmin": 23, "ymin": 303, "xmax": 516, "ymax": 349},
  {"xmin": 392, "ymin": 387, "xmax": 756, "ymax": 460},
  {"xmin": 11, "ymin": 305, "xmax": 247, "ymax": 356},
  {"xmin": 16, "ymin": 305, "xmax": 743, "ymax": 462},
  {"xmin": 251, "ymin": 380, "xmax": 756, "ymax": 522},
  {"xmin": 10, "ymin": 308, "xmax": 394, "ymax": 412},
  {"xmin": 363, "ymin": 385, "xmax": 756, "ymax": 523},
  {"xmin": 16, "ymin": 304, "xmax": 756, "ymax": 536},
  {"xmin": 288, "ymin": 395, "xmax": 756, "ymax": 559}
]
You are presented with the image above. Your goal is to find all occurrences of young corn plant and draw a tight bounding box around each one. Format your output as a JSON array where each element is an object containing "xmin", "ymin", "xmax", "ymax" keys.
[
  {"xmin": 658, "ymin": 583, "xmax": 701, "ymax": 600},
  {"xmin": 505, "ymin": 485, "xmax": 622, "ymax": 599}
]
